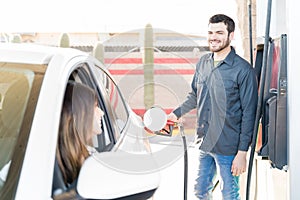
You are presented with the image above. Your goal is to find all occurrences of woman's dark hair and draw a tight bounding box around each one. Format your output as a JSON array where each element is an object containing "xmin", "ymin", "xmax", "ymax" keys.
[
  {"xmin": 56, "ymin": 81, "xmax": 96, "ymax": 185},
  {"xmin": 209, "ymin": 14, "xmax": 235, "ymax": 34}
]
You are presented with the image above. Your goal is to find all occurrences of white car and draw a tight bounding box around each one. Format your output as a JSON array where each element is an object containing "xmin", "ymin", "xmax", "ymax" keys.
[{"xmin": 0, "ymin": 43, "xmax": 160, "ymax": 200}]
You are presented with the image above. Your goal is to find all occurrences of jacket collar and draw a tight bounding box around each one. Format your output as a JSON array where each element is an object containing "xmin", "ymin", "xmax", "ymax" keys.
[{"xmin": 207, "ymin": 46, "xmax": 236, "ymax": 67}]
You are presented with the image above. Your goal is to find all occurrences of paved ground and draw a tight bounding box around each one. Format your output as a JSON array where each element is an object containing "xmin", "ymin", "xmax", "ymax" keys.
[{"xmin": 147, "ymin": 130, "xmax": 222, "ymax": 200}]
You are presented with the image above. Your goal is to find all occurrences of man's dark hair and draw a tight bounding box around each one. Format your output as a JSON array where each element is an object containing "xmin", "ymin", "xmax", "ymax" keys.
[{"xmin": 209, "ymin": 14, "xmax": 235, "ymax": 34}]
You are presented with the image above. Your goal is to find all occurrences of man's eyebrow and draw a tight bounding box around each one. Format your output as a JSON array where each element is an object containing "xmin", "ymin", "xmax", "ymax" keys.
[{"xmin": 208, "ymin": 30, "xmax": 225, "ymax": 33}]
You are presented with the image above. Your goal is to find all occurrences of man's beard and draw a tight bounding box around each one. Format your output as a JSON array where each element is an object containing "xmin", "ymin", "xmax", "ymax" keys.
[{"xmin": 209, "ymin": 37, "xmax": 230, "ymax": 52}]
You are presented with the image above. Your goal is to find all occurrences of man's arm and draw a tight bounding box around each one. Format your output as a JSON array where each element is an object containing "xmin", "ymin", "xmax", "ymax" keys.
[
  {"xmin": 171, "ymin": 65, "xmax": 200, "ymax": 119},
  {"xmin": 238, "ymin": 67, "xmax": 258, "ymax": 151},
  {"xmin": 232, "ymin": 67, "xmax": 258, "ymax": 176}
]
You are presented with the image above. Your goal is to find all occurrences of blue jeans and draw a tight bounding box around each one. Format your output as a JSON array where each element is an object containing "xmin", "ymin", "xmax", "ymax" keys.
[{"xmin": 194, "ymin": 150, "xmax": 240, "ymax": 200}]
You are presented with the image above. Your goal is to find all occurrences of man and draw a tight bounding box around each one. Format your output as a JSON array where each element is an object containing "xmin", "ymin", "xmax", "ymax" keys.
[{"xmin": 168, "ymin": 14, "xmax": 258, "ymax": 199}]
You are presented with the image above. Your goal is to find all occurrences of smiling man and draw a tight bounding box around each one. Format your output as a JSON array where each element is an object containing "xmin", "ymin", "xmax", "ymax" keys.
[{"xmin": 168, "ymin": 14, "xmax": 258, "ymax": 199}]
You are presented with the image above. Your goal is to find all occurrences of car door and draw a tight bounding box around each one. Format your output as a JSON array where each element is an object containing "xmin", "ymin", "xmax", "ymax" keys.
[
  {"xmin": 51, "ymin": 55, "xmax": 159, "ymax": 200},
  {"xmin": 51, "ymin": 61, "xmax": 120, "ymax": 199}
]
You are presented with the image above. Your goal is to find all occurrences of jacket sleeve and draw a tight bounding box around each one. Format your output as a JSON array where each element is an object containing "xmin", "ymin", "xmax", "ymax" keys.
[
  {"xmin": 173, "ymin": 64, "xmax": 199, "ymax": 118},
  {"xmin": 238, "ymin": 67, "xmax": 258, "ymax": 151}
]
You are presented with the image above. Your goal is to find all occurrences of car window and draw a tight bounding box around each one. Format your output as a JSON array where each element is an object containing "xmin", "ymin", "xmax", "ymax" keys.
[
  {"xmin": 68, "ymin": 64, "xmax": 113, "ymax": 152},
  {"xmin": 92, "ymin": 64, "xmax": 129, "ymax": 134},
  {"xmin": 0, "ymin": 67, "xmax": 34, "ymax": 192}
]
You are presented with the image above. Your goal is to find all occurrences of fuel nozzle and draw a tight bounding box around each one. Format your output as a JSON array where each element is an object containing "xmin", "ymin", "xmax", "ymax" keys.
[{"xmin": 155, "ymin": 119, "xmax": 177, "ymax": 136}]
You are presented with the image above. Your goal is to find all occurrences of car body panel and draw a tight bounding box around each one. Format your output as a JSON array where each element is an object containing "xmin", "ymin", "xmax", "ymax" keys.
[
  {"xmin": 77, "ymin": 152, "xmax": 160, "ymax": 199},
  {"xmin": 0, "ymin": 43, "xmax": 86, "ymax": 64}
]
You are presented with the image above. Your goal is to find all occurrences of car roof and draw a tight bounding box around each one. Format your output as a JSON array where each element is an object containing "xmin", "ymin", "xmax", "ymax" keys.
[{"xmin": 0, "ymin": 43, "xmax": 88, "ymax": 65}]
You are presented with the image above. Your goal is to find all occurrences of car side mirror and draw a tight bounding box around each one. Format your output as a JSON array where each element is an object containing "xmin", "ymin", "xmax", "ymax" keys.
[{"xmin": 76, "ymin": 151, "xmax": 160, "ymax": 199}]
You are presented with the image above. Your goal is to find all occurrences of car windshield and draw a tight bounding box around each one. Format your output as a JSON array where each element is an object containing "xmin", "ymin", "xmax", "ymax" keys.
[{"xmin": 0, "ymin": 65, "xmax": 40, "ymax": 195}]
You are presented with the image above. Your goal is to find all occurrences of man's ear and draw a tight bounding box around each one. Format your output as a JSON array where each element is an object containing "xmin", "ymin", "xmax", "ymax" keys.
[{"xmin": 229, "ymin": 31, "xmax": 234, "ymax": 41}]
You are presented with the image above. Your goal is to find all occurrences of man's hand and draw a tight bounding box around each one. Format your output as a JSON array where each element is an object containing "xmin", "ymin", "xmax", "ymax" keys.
[
  {"xmin": 167, "ymin": 112, "xmax": 178, "ymax": 122},
  {"xmin": 231, "ymin": 151, "xmax": 247, "ymax": 176}
]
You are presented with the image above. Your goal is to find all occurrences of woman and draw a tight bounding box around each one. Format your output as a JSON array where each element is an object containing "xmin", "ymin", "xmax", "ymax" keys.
[{"xmin": 56, "ymin": 81, "xmax": 104, "ymax": 186}]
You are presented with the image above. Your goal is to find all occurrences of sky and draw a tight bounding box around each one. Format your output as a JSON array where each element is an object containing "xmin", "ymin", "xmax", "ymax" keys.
[{"xmin": 1, "ymin": 0, "xmax": 238, "ymax": 35}]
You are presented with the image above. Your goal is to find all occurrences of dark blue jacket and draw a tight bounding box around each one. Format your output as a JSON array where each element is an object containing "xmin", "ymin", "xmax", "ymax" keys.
[{"xmin": 173, "ymin": 47, "xmax": 258, "ymax": 155}]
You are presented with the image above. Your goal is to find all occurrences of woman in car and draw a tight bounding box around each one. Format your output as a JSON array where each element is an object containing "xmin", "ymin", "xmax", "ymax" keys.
[{"xmin": 56, "ymin": 81, "xmax": 104, "ymax": 186}]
